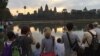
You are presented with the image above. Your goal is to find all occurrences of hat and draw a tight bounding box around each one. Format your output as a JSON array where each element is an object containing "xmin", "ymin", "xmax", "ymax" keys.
[{"xmin": 93, "ymin": 22, "xmax": 99, "ymax": 25}]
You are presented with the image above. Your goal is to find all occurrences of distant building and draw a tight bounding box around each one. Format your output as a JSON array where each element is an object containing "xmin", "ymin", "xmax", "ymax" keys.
[
  {"xmin": 14, "ymin": 5, "xmax": 100, "ymax": 20},
  {"xmin": 18, "ymin": 13, "xmax": 24, "ymax": 16},
  {"xmin": 45, "ymin": 4, "xmax": 49, "ymax": 11},
  {"xmin": 96, "ymin": 9, "xmax": 100, "ymax": 18},
  {"xmin": 54, "ymin": 7, "xmax": 57, "ymax": 13},
  {"xmin": 83, "ymin": 7, "xmax": 88, "ymax": 12},
  {"xmin": 38, "ymin": 6, "xmax": 43, "ymax": 13},
  {"xmin": 97, "ymin": 9, "xmax": 100, "ymax": 13}
]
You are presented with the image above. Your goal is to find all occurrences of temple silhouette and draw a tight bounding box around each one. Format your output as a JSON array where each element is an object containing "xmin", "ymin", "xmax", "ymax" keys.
[
  {"xmin": 10, "ymin": 4, "xmax": 100, "ymax": 21},
  {"xmin": 0, "ymin": 2, "xmax": 100, "ymax": 21}
]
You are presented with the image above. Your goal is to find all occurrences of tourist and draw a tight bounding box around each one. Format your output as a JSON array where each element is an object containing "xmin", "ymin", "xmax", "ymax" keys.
[
  {"xmin": 33, "ymin": 42, "xmax": 41, "ymax": 56},
  {"xmin": 41, "ymin": 27, "xmax": 55, "ymax": 56},
  {"xmin": 62, "ymin": 23, "xmax": 80, "ymax": 56},
  {"xmin": 0, "ymin": 23, "xmax": 7, "ymax": 55},
  {"xmin": 0, "ymin": 25, "xmax": 3, "ymax": 54},
  {"xmin": 82, "ymin": 24, "xmax": 98, "ymax": 56},
  {"xmin": 93, "ymin": 22, "xmax": 100, "ymax": 43},
  {"xmin": 55, "ymin": 38, "xmax": 65, "ymax": 56},
  {"xmin": 93, "ymin": 22, "xmax": 100, "ymax": 56},
  {"xmin": 63, "ymin": 27, "xmax": 67, "ymax": 33},
  {"xmin": 1, "ymin": 31, "xmax": 16, "ymax": 56},
  {"xmin": 98, "ymin": 25, "xmax": 100, "ymax": 28},
  {"xmin": 16, "ymin": 26, "xmax": 35, "ymax": 56}
]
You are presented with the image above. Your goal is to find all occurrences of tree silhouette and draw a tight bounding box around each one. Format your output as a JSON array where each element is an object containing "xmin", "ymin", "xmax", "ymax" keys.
[
  {"xmin": 16, "ymin": 10, "xmax": 19, "ymax": 14},
  {"xmin": 0, "ymin": 0, "xmax": 12, "ymax": 20},
  {"xmin": 0, "ymin": 0, "xmax": 8, "ymax": 9},
  {"xmin": 24, "ymin": 6, "xmax": 26, "ymax": 9},
  {"xmin": 62, "ymin": 9, "xmax": 67, "ymax": 13},
  {"xmin": 24, "ymin": 6, "xmax": 27, "ymax": 14}
]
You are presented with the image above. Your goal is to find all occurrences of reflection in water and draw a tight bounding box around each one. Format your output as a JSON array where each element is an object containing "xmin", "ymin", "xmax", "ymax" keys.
[
  {"xmin": 13, "ymin": 25, "xmax": 84, "ymax": 51},
  {"xmin": 52, "ymin": 28, "xmax": 55, "ymax": 32},
  {"xmin": 13, "ymin": 25, "xmax": 21, "ymax": 36},
  {"xmin": 30, "ymin": 27, "xmax": 35, "ymax": 32},
  {"xmin": 13, "ymin": 25, "xmax": 84, "ymax": 41},
  {"xmin": 13, "ymin": 26, "xmax": 64, "ymax": 33},
  {"xmin": 57, "ymin": 27, "xmax": 63, "ymax": 33},
  {"xmin": 36, "ymin": 28, "xmax": 39, "ymax": 32},
  {"xmin": 13, "ymin": 26, "xmax": 64, "ymax": 41},
  {"xmin": 13, "ymin": 25, "xmax": 20, "ymax": 33}
]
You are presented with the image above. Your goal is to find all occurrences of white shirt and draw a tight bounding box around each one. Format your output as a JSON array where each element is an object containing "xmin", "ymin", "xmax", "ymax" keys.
[
  {"xmin": 55, "ymin": 43, "xmax": 65, "ymax": 56},
  {"xmin": 33, "ymin": 49, "xmax": 41, "ymax": 56},
  {"xmin": 94, "ymin": 28, "xmax": 100, "ymax": 43}
]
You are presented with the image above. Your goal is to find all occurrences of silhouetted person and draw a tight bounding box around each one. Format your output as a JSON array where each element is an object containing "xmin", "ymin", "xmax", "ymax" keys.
[
  {"xmin": 62, "ymin": 23, "xmax": 80, "ymax": 56},
  {"xmin": 16, "ymin": 26, "xmax": 35, "ymax": 56},
  {"xmin": 41, "ymin": 27, "xmax": 55, "ymax": 56},
  {"xmin": 55, "ymin": 38, "xmax": 65, "ymax": 56},
  {"xmin": 93, "ymin": 22, "xmax": 100, "ymax": 43},
  {"xmin": 93, "ymin": 22, "xmax": 100, "ymax": 56},
  {"xmin": 82, "ymin": 24, "xmax": 98, "ymax": 56},
  {"xmin": 33, "ymin": 42, "xmax": 41, "ymax": 56},
  {"xmin": 1, "ymin": 31, "xmax": 16, "ymax": 56}
]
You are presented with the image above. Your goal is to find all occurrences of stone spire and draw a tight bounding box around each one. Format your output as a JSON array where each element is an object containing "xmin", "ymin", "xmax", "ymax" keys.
[{"xmin": 45, "ymin": 4, "xmax": 49, "ymax": 11}]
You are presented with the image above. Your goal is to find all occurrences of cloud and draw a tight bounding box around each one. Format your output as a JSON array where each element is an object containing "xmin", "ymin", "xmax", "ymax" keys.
[
  {"xmin": 7, "ymin": 0, "xmax": 100, "ymax": 15},
  {"xmin": 7, "ymin": 0, "xmax": 100, "ymax": 9}
]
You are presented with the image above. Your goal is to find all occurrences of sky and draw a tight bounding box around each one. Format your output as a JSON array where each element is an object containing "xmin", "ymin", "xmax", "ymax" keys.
[{"xmin": 7, "ymin": 0, "xmax": 100, "ymax": 16}]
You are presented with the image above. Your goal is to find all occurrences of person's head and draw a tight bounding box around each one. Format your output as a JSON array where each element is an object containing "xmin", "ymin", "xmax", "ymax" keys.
[
  {"xmin": 57, "ymin": 38, "xmax": 62, "ymax": 43},
  {"xmin": 98, "ymin": 25, "xmax": 100, "ymax": 28},
  {"xmin": 43, "ymin": 27, "xmax": 52, "ymax": 37},
  {"xmin": 87, "ymin": 23, "xmax": 94, "ymax": 30},
  {"xmin": 21, "ymin": 26, "xmax": 30, "ymax": 35},
  {"xmin": 66, "ymin": 23, "xmax": 74, "ymax": 31},
  {"xmin": 7, "ymin": 31, "xmax": 16, "ymax": 41},
  {"xmin": 63, "ymin": 27, "xmax": 67, "ymax": 32},
  {"xmin": 83, "ymin": 25, "xmax": 88, "ymax": 31},
  {"xmin": 36, "ymin": 42, "xmax": 40, "ymax": 49},
  {"xmin": 93, "ymin": 22, "xmax": 99, "ymax": 28}
]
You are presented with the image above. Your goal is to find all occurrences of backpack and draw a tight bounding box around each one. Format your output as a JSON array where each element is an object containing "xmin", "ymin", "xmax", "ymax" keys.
[
  {"xmin": 1, "ymin": 42, "xmax": 12, "ymax": 56},
  {"xmin": 88, "ymin": 31, "xmax": 99, "ymax": 51},
  {"xmin": 2, "ymin": 42, "xmax": 20, "ymax": 56},
  {"xmin": 12, "ymin": 46, "xmax": 20, "ymax": 56}
]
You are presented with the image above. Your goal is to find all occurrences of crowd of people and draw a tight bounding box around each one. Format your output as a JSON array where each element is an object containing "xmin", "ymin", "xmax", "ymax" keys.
[{"xmin": 0, "ymin": 22, "xmax": 100, "ymax": 56}]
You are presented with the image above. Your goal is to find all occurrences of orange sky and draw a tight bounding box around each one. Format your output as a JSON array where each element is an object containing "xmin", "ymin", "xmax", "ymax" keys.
[
  {"xmin": 9, "ymin": 8, "xmax": 37, "ymax": 16},
  {"xmin": 9, "ymin": 7, "xmax": 65, "ymax": 16}
]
